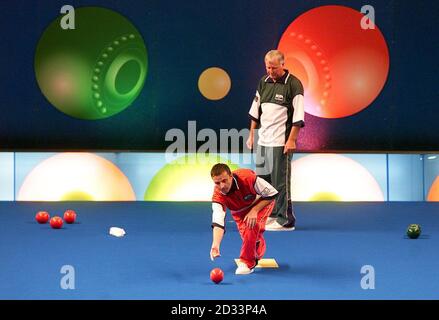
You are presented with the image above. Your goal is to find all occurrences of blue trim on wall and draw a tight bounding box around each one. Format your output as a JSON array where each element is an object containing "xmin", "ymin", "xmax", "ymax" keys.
[
  {"xmin": 422, "ymin": 154, "xmax": 425, "ymax": 201},
  {"xmin": 13, "ymin": 152, "xmax": 15, "ymax": 201},
  {"xmin": 386, "ymin": 153, "xmax": 390, "ymax": 201}
]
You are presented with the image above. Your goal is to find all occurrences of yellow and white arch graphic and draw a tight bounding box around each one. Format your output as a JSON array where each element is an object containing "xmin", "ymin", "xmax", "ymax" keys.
[
  {"xmin": 291, "ymin": 154, "xmax": 384, "ymax": 201},
  {"xmin": 18, "ymin": 153, "xmax": 135, "ymax": 201}
]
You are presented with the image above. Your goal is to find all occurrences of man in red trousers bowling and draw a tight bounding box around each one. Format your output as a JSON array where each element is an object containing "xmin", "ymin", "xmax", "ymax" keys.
[{"xmin": 209, "ymin": 163, "xmax": 278, "ymax": 275}]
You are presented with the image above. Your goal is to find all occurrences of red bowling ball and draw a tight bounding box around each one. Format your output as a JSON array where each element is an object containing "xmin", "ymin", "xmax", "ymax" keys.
[
  {"xmin": 210, "ymin": 268, "xmax": 224, "ymax": 284},
  {"xmin": 50, "ymin": 216, "xmax": 63, "ymax": 229},
  {"xmin": 278, "ymin": 5, "xmax": 389, "ymax": 119},
  {"xmin": 35, "ymin": 211, "xmax": 50, "ymax": 224},
  {"xmin": 63, "ymin": 210, "xmax": 77, "ymax": 224}
]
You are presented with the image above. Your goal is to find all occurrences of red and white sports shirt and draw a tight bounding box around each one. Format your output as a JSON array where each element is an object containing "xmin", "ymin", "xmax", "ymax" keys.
[{"xmin": 211, "ymin": 168, "xmax": 278, "ymax": 229}]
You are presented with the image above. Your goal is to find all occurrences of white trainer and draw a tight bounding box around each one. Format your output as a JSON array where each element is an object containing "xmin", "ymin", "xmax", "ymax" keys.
[
  {"xmin": 265, "ymin": 217, "xmax": 276, "ymax": 227},
  {"xmin": 265, "ymin": 221, "xmax": 295, "ymax": 231},
  {"xmin": 235, "ymin": 261, "xmax": 254, "ymax": 275}
]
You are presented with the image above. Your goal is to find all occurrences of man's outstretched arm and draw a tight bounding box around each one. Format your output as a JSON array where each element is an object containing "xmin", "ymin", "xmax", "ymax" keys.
[
  {"xmin": 210, "ymin": 202, "xmax": 226, "ymax": 260},
  {"xmin": 210, "ymin": 226, "xmax": 224, "ymax": 260}
]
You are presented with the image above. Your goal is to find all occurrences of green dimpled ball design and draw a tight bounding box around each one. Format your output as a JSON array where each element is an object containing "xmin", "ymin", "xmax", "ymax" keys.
[
  {"xmin": 35, "ymin": 7, "xmax": 148, "ymax": 119},
  {"xmin": 407, "ymin": 224, "xmax": 421, "ymax": 239}
]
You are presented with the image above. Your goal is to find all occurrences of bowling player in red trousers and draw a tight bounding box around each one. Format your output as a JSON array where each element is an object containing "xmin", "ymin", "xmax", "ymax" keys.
[{"xmin": 209, "ymin": 163, "xmax": 278, "ymax": 275}]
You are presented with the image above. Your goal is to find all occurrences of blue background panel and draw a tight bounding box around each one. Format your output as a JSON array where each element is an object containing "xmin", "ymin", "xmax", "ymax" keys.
[{"xmin": 0, "ymin": 1, "xmax": 438, "ymax": 151}]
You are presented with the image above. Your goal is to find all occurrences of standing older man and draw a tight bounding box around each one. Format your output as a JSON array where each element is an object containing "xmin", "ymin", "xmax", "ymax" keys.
[{"xmin": 246, "ymin": 50, "xmax": 305, "ymax": 231}]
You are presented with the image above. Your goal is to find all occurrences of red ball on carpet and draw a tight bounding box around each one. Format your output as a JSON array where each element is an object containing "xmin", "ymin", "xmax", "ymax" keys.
[
  {"xmin": 210, "ymin": 268, "xmax": 224, "ymax": 284},
  {"xmin": 63, "ymin": 210, "xmax": 77, "ymax": 224},
  {"xmin": 35, "ymin": 211, "xmax": 50, "ymax": 224},
  {"xmin": 50, "ymin": 216, "xmax": 63, "ymax": 229}
]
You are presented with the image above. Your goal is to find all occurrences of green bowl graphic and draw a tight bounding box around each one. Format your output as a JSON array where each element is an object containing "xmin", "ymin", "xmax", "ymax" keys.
[{"xmin": 35, "ymin": 7, "xmax": 148, "ymax": 119}]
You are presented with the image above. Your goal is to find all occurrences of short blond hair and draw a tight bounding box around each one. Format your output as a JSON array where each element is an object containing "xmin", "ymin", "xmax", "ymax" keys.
[{"xmin": 265, "ymin": 50, "xmax": 284, "ymax": 64}]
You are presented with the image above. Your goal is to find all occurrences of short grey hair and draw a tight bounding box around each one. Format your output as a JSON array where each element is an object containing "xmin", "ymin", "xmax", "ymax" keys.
[{"xmin": 265, "ymin": 50, "xmax": 285, "ymax": 64}]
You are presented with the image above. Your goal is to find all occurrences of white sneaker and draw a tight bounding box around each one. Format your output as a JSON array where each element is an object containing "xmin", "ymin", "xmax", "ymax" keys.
[
  {"xmin": 235, "ymin": 261, "xmax": 254, "ymax": 275},
  {"xmin": 265, "ymin": 221, "xmax": 295, "ymax": 231},
  {"xmin": 265, "ymin": 217, "xmax": 276, "ymax": 227}
]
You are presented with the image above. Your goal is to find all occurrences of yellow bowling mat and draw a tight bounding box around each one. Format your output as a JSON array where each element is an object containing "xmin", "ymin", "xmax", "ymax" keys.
[{"xmin": 234, "ymin": 258, "xmax": 279, "ymax": 268}]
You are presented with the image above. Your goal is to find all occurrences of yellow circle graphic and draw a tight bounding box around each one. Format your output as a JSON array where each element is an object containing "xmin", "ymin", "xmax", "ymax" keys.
[
  {"xmin": 427, "ymin": 176, "xmax": 439, "ymax": 201},
  {"xmin": 18, "ymin": 153, "xmax": 136, "ymax": 201},
  {"xmin": 291, "ymin": 154, "xmax": 384, "ymax": 201},
  {"xmin": 198, "ymin": 67, "xmax": 231, "ymax": 100},
  {"xmin": 144, "ymin": 154, "xmax": 238, "ymax": 201}
]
